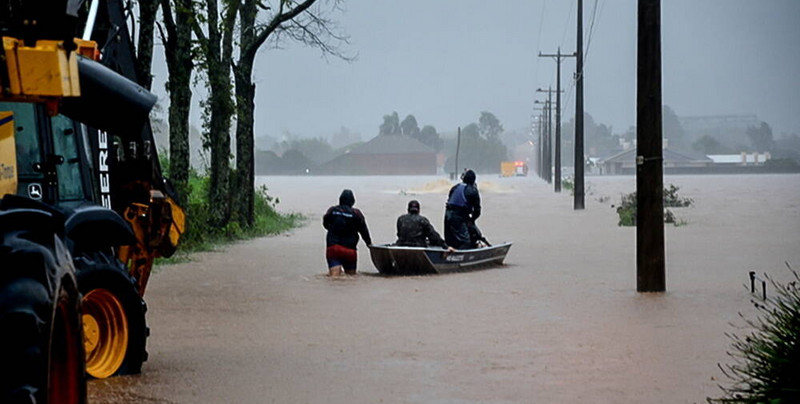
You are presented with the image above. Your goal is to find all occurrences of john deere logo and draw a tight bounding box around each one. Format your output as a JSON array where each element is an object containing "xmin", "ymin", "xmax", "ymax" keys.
[{"xmin": 28, "ymin": 183, "xmax": 42, "ymax": 200}]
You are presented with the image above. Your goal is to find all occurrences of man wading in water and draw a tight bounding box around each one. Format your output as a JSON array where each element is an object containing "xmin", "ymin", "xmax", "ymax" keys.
[{"xmin": 323, "ymin": 189, "xmax": 372, "ymax": 277}]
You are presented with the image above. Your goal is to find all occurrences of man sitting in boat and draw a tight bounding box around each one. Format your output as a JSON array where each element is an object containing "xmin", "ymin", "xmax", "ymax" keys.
[
  {"xmin": 396, "ymin": 200, "xmax": 453, "ymax": 250},
  {"xmin": 444, "ymin": 169, "xmax": 482, "ymax": 249}
]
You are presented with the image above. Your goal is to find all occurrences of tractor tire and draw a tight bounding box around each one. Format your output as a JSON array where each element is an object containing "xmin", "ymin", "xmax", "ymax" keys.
[
  {"xmin": 0, "ymin": 245, "xmax": 86, "ymax": 404},
  {"xmin": 74, "ymin": 253, "xmax": 148, "ymax": 378}
]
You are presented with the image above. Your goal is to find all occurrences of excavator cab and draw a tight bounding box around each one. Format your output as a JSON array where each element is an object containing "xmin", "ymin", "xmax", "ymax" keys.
[{"xmin": 0, "ymin": 102, "xmax": 92, "ymax": 207}]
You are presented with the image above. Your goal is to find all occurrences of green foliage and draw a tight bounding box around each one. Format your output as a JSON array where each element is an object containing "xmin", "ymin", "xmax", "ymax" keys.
[
  {"xmin": 708, "ymin": 264, "xmax": 800, "ymax": 404},
  {"xmin": 478, "ymin": 111, "xmax": 504, "ymax": 140},
  {"xmin": 662, "ymin": 105, "xmax": 688, "ymax": 150},
  {"xmin": 562, "ymin": 177, "xmax": 574, "ymax": 191},
  {"xmin": 616, "ymin": 192, "xmax": 638, "ymax": 227},
  {"xmin": 560, "ymin": 177, "xmax": 593, "ymax": 198},
  {"xmin": 561, "ymin": 112, "xmax": 618, "ymax": 164},
  {"xmin": 462, "ymin": 123, "xmax": 480, "ymax": 138},
  {"xmin": 418, "ymin": 125, "xmax": 443, "ymax": 151},
  {"xmin": 765, "ymin": 158, "xmax": 800, "ymax": 170},
  {"xmin": 400, "ymin": 114, "xmax": 420, "ymax": 137},
  {"xmin": 663, "ymin": 184, "xmax": 694, "ymax": 207},
  {"xmin": 277, "ymin": 137, "xmax": 334, "ymax": 165},
  {"xmin": 746, "ymin": 122, "xmax": 775, "ymax": 152},
  {"xmin": 167, "ymin": 170, "xmax": 303, "ymax": 258},
  {"xmin": 615, "ymin": 184, "xmax": 692, "ymax": 227},
  {"xmin": 379, "ymin": 111, "xmax": 401, "ymax": 135},
  {"xmin": 444, "ymin": 113, "xmax": 509, "ymax": 174}
]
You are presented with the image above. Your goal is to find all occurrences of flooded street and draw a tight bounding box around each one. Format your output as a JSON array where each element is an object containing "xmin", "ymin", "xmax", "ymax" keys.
[{"xmin": 88, "ymin": 174, "xmax": 800, "ymax": 403}]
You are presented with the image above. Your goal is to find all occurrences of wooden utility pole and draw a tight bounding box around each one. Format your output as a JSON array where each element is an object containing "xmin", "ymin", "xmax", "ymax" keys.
[
  {"xmin": 636, "ymin": 0, "xmax": 666, "ymax": 292},
  {"xmin": 574, "ymin": 0, "xmax": 585, "ymax": 209},
  {"xmin": 547, "ymin": 94, "xmax": 552, "ymax": 184},
  {"xmin": 535, "ymin": 99, "xmax": 552, "ymax": 183},
  {"xmin": 536, "ymin": 83, "xmax": 569, "ymax": 192},
  {"xmin": 454, "ymin": 126, "xmax": 462, "ymax": 179},
  {"xmin": 533, "ymin": 108, "xmax": 545, "ymax": 180}
]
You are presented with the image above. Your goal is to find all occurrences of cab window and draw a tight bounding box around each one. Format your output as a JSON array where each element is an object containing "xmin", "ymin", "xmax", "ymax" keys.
[
  {"xmin": 51, "ymin": 115, "xmax": 85, "ymax": 202},
  {"xmin": 0, "ymin": 102, "xmax": 41, "ymax": 178}
]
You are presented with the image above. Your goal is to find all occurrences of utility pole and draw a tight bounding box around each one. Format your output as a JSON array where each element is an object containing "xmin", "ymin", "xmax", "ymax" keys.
[
  {"xmin": 532, "ymin": 112, "xmax": 543, "ymax": 179},
  {"xmin": 636, "ymin": 0, "xmax": 665, "ymax": 292},
  {"xmin": 535, "ymin": 99, "xmax": 552, "ymax": 183},
  {"xmin": 454, "ymin": 126, "xmax": 462, "ymax": 179},
  {"xmin": 536, "ymin": 84, "xmax": 568, "ymax": 192},
  {"xmin": 539, "ymin": 48, "xmax": 575, "ymax": 193},
  {"xmin": 574, "ymin": 0, "xmax": 585, "ymax": 210},
  {"xmin": 534, "ymin": 108, "xmax": 545, "ymax": 180}
]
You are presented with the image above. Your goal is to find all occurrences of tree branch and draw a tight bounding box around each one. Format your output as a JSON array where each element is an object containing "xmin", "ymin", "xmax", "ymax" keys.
[{"xmin": 250, "ymin": 0, "xmax": 316, "ymax": 54}]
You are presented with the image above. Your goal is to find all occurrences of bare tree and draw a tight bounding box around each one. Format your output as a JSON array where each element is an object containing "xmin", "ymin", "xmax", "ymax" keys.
[{"xmin": 232, "ymin": 0, "xmax": 352, "ymax": 225}]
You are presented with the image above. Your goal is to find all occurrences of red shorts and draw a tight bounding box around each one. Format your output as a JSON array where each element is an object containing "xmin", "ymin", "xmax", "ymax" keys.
[{"xmin": 326, "ymin": 245, "xmax": 357, "ymax": 271}]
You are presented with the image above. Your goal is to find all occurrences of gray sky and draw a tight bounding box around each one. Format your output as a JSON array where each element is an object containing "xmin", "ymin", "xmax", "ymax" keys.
[{"xmin": 155, "ymin": 0, "xmax": 800, "ymax": 141}]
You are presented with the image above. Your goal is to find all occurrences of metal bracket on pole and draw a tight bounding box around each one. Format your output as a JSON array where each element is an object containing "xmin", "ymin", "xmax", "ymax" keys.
[{"xmin": 749, "ymin": 271, "xmax": 767, "ymax": 300}]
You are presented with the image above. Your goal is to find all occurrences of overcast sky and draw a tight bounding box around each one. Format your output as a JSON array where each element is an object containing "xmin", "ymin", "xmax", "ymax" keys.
[{"xmin": 154, "ymin": 0, "xmax": 800, "ymax": 141}]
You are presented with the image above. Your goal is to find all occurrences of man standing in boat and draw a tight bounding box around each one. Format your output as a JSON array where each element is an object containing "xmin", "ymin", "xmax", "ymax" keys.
[
  {"xmin": 323, "ymin": 189, "xmax": 372, "ymax": 276},
  {"xmin": 444, "ymin": 169, "xmax": 482, "ymax": 249},
  {"xmin": 396, "ymin": 200, "xmax": 453, "ymax": 250}
]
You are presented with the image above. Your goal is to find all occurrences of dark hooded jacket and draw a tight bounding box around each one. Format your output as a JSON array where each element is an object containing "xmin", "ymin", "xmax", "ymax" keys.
[
  {"xmin": 396, "ymin": 212, "xmax": 447, "ymax": 248},
  {"xmin": 323, "ymin": 189, "xmax": 372, "ymax": 249},
  {"xmin": 446, "ymin": 170, "xmax": 481, "ymax": 219}
]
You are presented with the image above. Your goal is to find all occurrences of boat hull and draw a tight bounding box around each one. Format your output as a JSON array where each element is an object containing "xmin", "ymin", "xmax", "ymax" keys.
[{"xmin": 368, "ymin": 242, "xmax": 512, "ymax": 275}]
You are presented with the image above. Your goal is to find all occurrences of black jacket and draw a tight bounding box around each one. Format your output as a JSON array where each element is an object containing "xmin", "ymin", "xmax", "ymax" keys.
[
  {"xmin": 396, "ymin": 213, "xmax": 447, "ymax": 248},
  {"xmin": 323, "ymin": 205, "xmax": 372, "ymax": 249}
]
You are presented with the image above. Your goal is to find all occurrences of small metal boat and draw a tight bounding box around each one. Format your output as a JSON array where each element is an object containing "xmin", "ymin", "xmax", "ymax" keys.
[{"xmin": 368, "ymin": 242, "xmax": 512, "ymax": 275}]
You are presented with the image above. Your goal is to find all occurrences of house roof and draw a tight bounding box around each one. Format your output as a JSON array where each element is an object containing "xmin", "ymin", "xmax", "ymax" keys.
[
  {"xmin": 599, "ymin": 148, "xmax": 711, "ymax": 164},
  {"xmin": 708, "ymin": 153, "xmax": 769, "ymax": 164},
  {"xmin": 348, "ymin": 134, "xmax": 435, "ymax": 155}
]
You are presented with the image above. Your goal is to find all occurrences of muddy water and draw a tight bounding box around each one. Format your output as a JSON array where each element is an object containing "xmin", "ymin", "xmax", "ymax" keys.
[{"xmin": 88, "ymin": 174, "xmax": 800, "ymax": 404}]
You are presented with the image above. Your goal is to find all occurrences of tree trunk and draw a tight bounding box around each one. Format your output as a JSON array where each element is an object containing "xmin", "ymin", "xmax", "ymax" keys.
[
  {"xmin": 160, "ymin": 0, "xmax": 193, "ymax": 201},
  {"xmin": 232, "ymin": 0, "xmax": 258, "ymax": 227},
  {"xmin": 136, "ymin": 0, "xmax": 158, "ymax": 90},
  {"xmin": 202, "ymin": 0, "xmax": 237, "ymax": 228},
  {"xmin": 232, "ymin": 65, "xmax": 255, "ymax": 226}
]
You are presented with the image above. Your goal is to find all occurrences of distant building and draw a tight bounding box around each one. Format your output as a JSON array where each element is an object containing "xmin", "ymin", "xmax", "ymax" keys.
[
  {"xmin": 317, "ymin": 135, "xmax": 438, "ymax": 175},
  {"xmin": 707, "ymin": 152, "xmax": 771, "ymax": 166},
  {"xmin": 597, "ymin": 148, "xmax": 712, "ymax": 175}
]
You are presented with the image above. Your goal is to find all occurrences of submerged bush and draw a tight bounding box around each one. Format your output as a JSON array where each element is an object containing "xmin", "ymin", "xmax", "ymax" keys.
[
  {"xmin": 663, "ymin": 184, "xmax": 694, "ymax": 207},
  {"xmin": 709, "ymin": 263, "xmax": 800, "ymax": 403},
  {"xmin": 615, "ymin": 184, "xmax": 691, "ymax": 227}
]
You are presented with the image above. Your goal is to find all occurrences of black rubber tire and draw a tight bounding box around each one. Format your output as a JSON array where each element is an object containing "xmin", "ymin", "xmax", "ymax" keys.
[
  {"xmin": 74, "ymin": 253, "xmax": 148, "ymax": 377},
  {"xmin": 0, "ymin": 268, "xmax": 86, "ymax": 404}
]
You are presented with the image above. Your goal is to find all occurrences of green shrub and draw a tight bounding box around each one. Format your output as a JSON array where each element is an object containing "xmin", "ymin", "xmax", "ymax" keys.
[
  {"xmin": 562, "ymin": 177, "xmax": 575, "ymax": 192},
  {"xmin": 163, "ymin": 169, "xmax": 303, "ymax": 258},
  {"xmin": 709, "ymin": 264, "xmax": 800, "ymax": 403},
  {"xmin": 616, "ymin": 192, "xmax": 637, "ymax": 226},
  {"xmin": 615, "ymin": 184, "xmax": 691, "ymax": 227},
  {"xmin": 663, "ymin": 184, "xmax": 693, "ymax": 207}
]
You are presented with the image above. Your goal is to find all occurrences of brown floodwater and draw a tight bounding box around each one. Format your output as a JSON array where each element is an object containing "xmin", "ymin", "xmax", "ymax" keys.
[{"xmin": 88, "ymin": 174, "xmax": 800, "ymax": 404}]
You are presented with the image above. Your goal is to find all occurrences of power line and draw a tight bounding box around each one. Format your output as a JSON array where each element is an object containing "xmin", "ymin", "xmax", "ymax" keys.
[
  {"xmin": 560, "ymin": 0, "xmax": 577, "ymax": 49},
  {"xmin": 584, "ymin": 0, "xmax": 605, "ymax": 65},
  {"xmin": 533, "ymin": 0, "xmax": 547, "ymax": 110}
]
